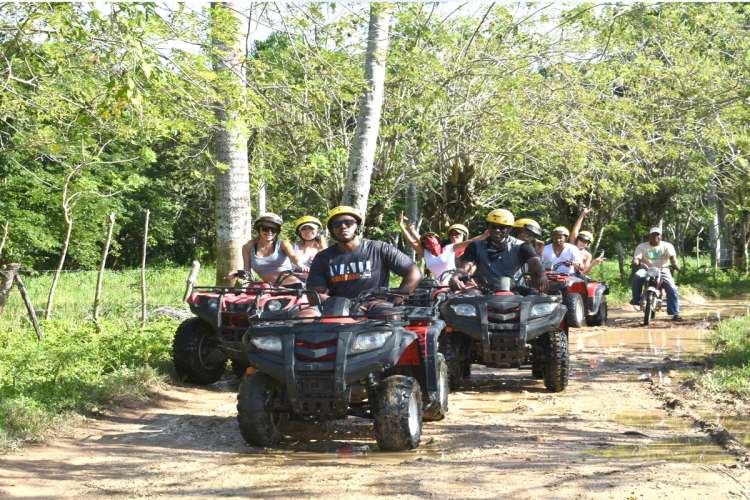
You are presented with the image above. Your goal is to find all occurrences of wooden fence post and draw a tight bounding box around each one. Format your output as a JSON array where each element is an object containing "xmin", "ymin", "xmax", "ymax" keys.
[
  {"xmin": 183, "ymin": 260, "xmax": 201, "ymax": 302},
  {"xmin": 0, "ymin": 222, "xmax": 8, "ymax": 259},
  {"xmin": 14, "ymin": 272, "xmax": 42, "ymax": 340},
  {"xmin": 93, "ymin": 213, "xmax": 115, "ymax": 322},
  {"xmin": 0, "ymin": 263, "xmax": 19, "ymax": 315},
  {"xmin": 141, "ymin": 209, "xmax": 150, "ymax": 327}
]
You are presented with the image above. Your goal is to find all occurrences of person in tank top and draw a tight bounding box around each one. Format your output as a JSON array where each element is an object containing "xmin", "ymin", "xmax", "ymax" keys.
[
  {"xmin": 290, "ymin": 216, "xmax": 327, "ymax": 278},
  {"xmin": 230, "ymin": 213, "xmax": 307, "ymax": 285}
]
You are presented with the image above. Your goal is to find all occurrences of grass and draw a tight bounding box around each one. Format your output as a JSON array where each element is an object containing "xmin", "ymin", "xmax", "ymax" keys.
[
  {"xmin": 697, "ymin": 315, "xmax": 750, "ymax": 399},
  {"xmin": 0, "ymin": 265, "xmax": 213, "ymax": 450}
]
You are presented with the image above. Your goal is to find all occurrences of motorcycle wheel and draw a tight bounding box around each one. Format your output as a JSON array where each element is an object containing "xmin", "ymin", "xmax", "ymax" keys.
[{"xmin": 643, "ymin": 291, "xmax": 655, "ymax": 325}]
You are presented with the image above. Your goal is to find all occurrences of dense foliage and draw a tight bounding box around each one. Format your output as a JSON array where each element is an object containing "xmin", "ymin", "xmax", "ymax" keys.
[{"xmin": 1, "ymin": 3, "xmax": 748, "ymax": 271}]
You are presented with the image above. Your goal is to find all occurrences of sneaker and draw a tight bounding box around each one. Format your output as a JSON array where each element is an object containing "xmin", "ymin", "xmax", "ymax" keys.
[{"xmin": 672, "ymin": 315, "xmax": 683, "ymax": 322}]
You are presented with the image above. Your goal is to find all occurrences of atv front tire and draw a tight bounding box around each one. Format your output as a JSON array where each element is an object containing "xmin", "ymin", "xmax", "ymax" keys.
[
  {"xmin": 643, "ymin": 291, "xmax": 655, "ymax": 325},
  {"xmin": 423, "ymin": 353, "xmax": 449, "ymax": 422},
  {"xmin": 173, "ymin": 318, "xmax": 226, "ymax": 385},
  {"xmin": 586, "ymin": 298, "xmax": 608, "ymax": 327},
  {"xmin": 563, "ymin": 293, "xmax": 585, "ymax": 328},
  {"xmin": 542, "ymin": 329, "xmax": 569, "ymax": 392},
  {"xmin": 374, "ymin": 375, "xmax": 423, "ymax": 451},
  {"xmin": 439, "ymin": 334, "xmax": 469, "ymax": 390},
  {"xmin": 237, "ymin": 373, "xmax": 286, "ymax": 447}
]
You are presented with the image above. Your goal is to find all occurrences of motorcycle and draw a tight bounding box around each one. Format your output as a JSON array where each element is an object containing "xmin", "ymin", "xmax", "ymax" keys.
[{"xmin": 640, "ymin": 266, "xmax": 670, "ymax": 325}]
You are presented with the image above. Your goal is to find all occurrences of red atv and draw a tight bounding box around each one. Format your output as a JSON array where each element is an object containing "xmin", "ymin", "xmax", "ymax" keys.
[
  {"xmin": 545, "ymin": 265, "xmax": 608, "ymax": 328},
  {"xmin": 237, "ymin": 289, "xmax": 448, "ymax": 451},
  {"xmin": 173, "ymin": 271, "xmax": 306, "ymax": 384}
]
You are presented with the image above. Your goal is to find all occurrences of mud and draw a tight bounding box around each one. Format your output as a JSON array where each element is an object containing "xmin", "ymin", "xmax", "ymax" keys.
[{"xmin": 1, "ymin": 302, "xmax": 750, "ymax": 498}]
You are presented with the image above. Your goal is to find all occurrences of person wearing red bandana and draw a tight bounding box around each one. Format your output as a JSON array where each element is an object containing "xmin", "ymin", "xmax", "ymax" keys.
[{"xmin": 398, "ymin": 212, "xmax": 487, "ymax": 284}]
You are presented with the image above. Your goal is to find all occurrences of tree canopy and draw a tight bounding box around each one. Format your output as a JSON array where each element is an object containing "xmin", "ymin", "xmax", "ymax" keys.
[{"xmin": 1, "ymin": 3, "xmax": 748, "ymax": 271}]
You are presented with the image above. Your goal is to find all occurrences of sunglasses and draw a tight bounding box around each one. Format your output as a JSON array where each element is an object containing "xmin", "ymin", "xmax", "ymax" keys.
[
  {"xmin": 258, "ymin": 225, "xmax": 279, "ymax": 233},
  {"xmin": 488, "ymin": 223, "xmax": 512, "ymax": 231},
  {"xmin": 578, "ymin": 238, "xmax": 592, "ymax": 244},
  {"xmin": 330, "ymin": 219, "xmax": 357, "ymax": 229}
]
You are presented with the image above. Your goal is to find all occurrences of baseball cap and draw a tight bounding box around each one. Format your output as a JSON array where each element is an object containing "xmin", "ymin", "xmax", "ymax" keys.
[{"xmin": 649, "ymin": 226, "xmax": 662, "ymax": 235}]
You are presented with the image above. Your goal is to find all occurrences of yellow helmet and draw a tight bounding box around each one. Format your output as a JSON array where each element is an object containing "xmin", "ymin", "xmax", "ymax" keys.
[
  {"xmin": 552, "ymin": 226, "xmax": 570, "ymax": 237},
  {"xmin": 326, "ymin": 205, "xmax": 363, "ymax": 231},
  {"xmin": 294, "ymin": 215, "xmax": 322, "ymax": 233},
  {"xmin": 447, "ymin": 223, "xmax": 469, "ymax": 237},
  {"xmin": 486, "ymin": 209, "xmax": 514, "ymax": 226},
  {"xmin": 577, "ymin": 230, "xmax": 593, "ymax": 242},
  {"xmin": 514, "ymin": 218, "xmax": 542, "ymax": 238}
]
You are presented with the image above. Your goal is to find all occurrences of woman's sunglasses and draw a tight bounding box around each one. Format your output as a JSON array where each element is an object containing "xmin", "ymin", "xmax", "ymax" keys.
[{"xmin": 259, "ymin": 225, "xmax": 279, "ymax": 233}]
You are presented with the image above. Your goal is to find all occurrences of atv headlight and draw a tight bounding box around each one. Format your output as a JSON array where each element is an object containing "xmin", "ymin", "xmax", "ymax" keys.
[
  {"xmin": 352, "ymin": 331, "xmax": 392, "ymax": 353},
  {"xmin": 530, "ymin": 303, "xmax": 558, "ymax": 318},
  {"xmin": 250, "ymin": 335, "xmax": 282, "ymax": 353},
  {"xmin": 450, "ymin": 303, "xmax": 477, "ymax": 317},
  {"xmin": 265, "ymin": 299, "xmax": 284, "ymax": 312}
]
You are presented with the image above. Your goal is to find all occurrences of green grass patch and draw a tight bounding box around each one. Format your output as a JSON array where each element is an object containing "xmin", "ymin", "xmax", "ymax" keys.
[
  {"xmin": 0, "ymin": 317, "xmax": 177, "ymax": 449},
  {"xmin": 698, "ymin": 315, "xmax": 750, "ymax": 399},
  {"xmin": 0, "ymin": 266, "xmax": 206, "ymax": 450}
]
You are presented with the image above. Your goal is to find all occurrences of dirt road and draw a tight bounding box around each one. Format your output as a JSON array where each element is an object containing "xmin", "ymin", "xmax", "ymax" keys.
[{"xmin": 2, "ymin": 302, "xmax": 750, "ymax": 499}]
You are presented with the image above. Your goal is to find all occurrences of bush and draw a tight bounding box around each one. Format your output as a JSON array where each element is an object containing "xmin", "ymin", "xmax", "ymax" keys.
[{"xmin": 0, "ymin": 317, "xmax": 177, "ymax": 448}]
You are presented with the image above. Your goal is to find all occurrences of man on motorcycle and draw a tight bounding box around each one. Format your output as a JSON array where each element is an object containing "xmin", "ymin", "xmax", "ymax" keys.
[
  {"xmin": 306, "ymin": 205, "xmax": 422, "ymax": 306},
  {"xmin": 449, "ymin": 209, "xmax": 548, "ymax": 292},
  {"xmin": 630, "ymin": 227, "xmax": 682, "ymax": 321}
]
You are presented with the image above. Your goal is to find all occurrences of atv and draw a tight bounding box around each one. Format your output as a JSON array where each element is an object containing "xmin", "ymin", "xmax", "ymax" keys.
[
  {"xmin": 236, "ymin": 289, "xmax": 448, "ymax": 451},
  {"xmin": 173, "ymin": 270, "xmax": 306, "ymax": 384},
  {"xmin": 439, "ymin": 277, "xmax": 569, "ymax": 392},
  {"xmin": 545, "ymin": 263, "xmax": 608, "ymax": 328}
]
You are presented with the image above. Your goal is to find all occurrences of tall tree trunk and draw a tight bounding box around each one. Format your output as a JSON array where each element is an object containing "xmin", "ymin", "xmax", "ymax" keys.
[
  {"xmin": 211, "ymin": 2, "xmax": 251, "ymax": 285},
  {"xmin": 45, "ymin": 216, "xmax": 72, "ymax": 320},
  {"xmin": 342, "ymin": 3, "xmax": 392, "ymax": 219},
  {"xmin": 708, "ymin": 181, "xmax": 720, "ymax": 268}
]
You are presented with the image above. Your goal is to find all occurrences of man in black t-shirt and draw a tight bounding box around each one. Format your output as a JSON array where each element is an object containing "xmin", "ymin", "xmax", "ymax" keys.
[
  {"xmin": 450, "ymin": 208, "xmax": 548, "ymax": 293},
  {"xmin": 306, "ymin": 206, "xmax": 421, "ymax": 304}
]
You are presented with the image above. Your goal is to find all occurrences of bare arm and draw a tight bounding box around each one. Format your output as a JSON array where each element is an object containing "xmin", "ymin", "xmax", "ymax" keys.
[
  {"xmin": 399, "ymin": 211, "xmax": 423, "ymax": 255},
  {"xmin": 395, "ymin": 265, "xmax": 422, "ymax": 296},
  {"xmin": 570, "ymin": 207, "xmax": 591, "ymax": 243},
  {"xmin": 281, "ymin": 240, "xmax": 308, "ymax": 272},
  {"xmin": 526, "ymin": 256, "xmax": 549, "ymax": 293},
  {"xmin": 449, "ymin": 259, "xmax": 474, "ymax": 291},
  {"xmin": 453, "ymin": 230, "xmax": 489, "ymax": 252},
  {"xmin": 669, "ymin": 255, "xmax": 680, "ymax": 272}
]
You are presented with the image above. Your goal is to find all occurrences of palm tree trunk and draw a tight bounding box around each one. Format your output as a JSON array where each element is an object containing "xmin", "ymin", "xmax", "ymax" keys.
[
  {"xmin": 342, "ymin": 3, "xmax": 392, "ymax": 221},
  {"xmin": 211, "ymin": 2, "xmax": 252, "ymax": 285}
]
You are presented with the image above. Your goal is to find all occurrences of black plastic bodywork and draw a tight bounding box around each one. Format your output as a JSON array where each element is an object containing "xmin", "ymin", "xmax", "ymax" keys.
[
  {"xmin": 440, "ymin": 294, "xmax": 566, "ymax": 367},
  {"xmin": 244, "ymin": 307, "xmax": 445, "ymax": 419}
]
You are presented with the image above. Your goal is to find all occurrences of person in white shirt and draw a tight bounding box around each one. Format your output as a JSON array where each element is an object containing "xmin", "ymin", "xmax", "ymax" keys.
[
  {"xmin": 630, "ymin": 227, "xmax": 682, "ymax": 321},
  {"xmin": 398, "ymin": 212, "xmax": 487, "ymax": 284},
  {"xmin": 542, "ymin": 226, "xmax": 582, "ymax": 274}
]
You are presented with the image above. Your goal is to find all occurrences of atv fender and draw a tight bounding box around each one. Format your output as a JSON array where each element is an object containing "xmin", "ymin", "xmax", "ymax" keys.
[{"xmin": 585, "ymin": 283, "xmax": 609, "ymax": 315}]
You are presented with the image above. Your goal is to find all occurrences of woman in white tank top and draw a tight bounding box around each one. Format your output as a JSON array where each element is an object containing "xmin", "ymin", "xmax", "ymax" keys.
[
  {"xmin": 290, "ymin": 216, "xmax": 327, "ymax": 278},
  {"xmin": 232, "ymin": 213, "xmax": 307, "ymax": 285}
]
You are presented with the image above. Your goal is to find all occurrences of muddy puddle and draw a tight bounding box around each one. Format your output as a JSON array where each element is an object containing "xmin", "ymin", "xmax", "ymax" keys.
[
  {"xmin": 581, "ymin": 411, "xmax": 735, "ymax": 465},
  {"xmin": 572, "ymin": 327, "xmax": 712, "ymax": 359},
  {"xmin": 584, "ymin": 436, "xmax": 734, "ymax": 464}
]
